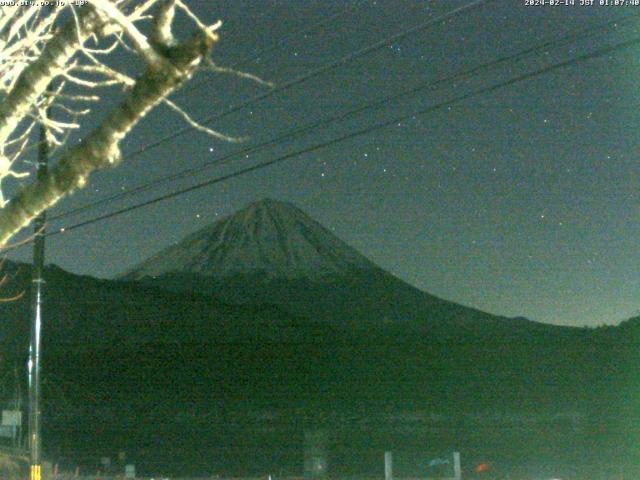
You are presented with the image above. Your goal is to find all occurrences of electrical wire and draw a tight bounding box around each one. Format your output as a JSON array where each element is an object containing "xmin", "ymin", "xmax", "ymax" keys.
[
  {"xmin": 49, "ymin": 11, "xmax": 640, "ymax": 222},
  {"xmin": 45, "ymin": 34, "xmax": 640, "ymax": 239},
  {"xmin": 174, "ymin": 3, "xmax": 358, "ymax": 98},
  {"xmin": 73, "ymin": 0, "xmax": 492, "ymax": 165}
]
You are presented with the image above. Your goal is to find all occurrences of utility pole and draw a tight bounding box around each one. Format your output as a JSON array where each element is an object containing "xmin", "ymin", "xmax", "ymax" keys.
[
  {"xmin": 384, "ymin": 451, "xmax": 393, "ymax": 480},
  {"xmin": 28, "ymin": 99, "xmax": 50, "ymax": 480},
  {"xmin": 14, "ymin": 365, "xmax": 22, "ymax": 449},
  {"xmin": 453, "ymin": 451, "xmax": 461, "ymax": 480}
]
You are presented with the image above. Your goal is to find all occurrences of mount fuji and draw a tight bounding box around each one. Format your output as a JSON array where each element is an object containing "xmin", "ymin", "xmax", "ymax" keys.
[
  {"xmin": 122, "ymin": 198, "xmax": 377, "ymax": 281},
  {"xmin": 0, "ymin": 201, "xmax": 633, "ymax": 475},
  {"xmin": 121, "ymin": 199, "xmax": 548, "ymax": 335}
]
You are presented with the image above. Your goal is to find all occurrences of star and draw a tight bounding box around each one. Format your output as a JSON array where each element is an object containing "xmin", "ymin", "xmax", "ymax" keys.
[{"xmin": 34, "ymin": 1, "xmax": 638, "ymax": 329}]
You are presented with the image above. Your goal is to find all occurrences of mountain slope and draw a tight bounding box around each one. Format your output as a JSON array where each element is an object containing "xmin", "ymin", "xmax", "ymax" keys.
[
  {"xmin": 121, "ymin": 199, "xmax": 551, "ymax": 333},
  {"xmin": 0, "ymin": 259, "xmax": 634, "ymax": 476},
  {"xmin": 0, "ymin": 261, "xmax": 332, "ymax": 356},
  {"xmin": 121, "ymin": 198, "xmax": 377, "ymax": 280}
]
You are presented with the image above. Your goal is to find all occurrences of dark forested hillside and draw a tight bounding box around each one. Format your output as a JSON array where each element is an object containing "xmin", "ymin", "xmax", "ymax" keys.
[{"xmin": 0, "ymin": 260, "xmax": 637, "ymax": 476}]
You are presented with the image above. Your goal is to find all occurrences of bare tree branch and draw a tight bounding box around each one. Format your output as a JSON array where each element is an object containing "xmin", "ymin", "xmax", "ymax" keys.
[
  {"xmin": 0, "ymin": 22, "xmax": 218, "ymax": 246},
  {"xmin": 0, "ymin": 1, "xmax": 245, "ymax": 247},
  {"xmin": 204, "ymin": 61, "xmax": 274, "ymax": 88},
  {"xmin": 163, "ymin": 98, "xmax": 245, "ymax": 142},
  {"xmin": 0, "ymin": 7, "xmax": 101, "ymax": 146},
  {"xmin": 88, "ymin": 0, "xmax": 164, "ymax": 67}
]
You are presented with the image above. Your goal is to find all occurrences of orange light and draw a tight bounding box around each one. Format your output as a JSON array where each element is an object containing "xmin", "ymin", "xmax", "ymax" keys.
[{"xmin": 475, "ymin": 462, "xmax": 491, "ymax": 473}]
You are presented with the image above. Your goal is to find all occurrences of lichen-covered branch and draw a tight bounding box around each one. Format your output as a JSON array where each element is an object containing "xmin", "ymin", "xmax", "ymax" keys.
[
  {"xmin": 88, "ymin": 0, "xmax": 164, "ymax": 67},
  {"xmin": 0, "ymin": 0, "xmax": 231, "ymax": 247},
  {"xmin": 0, "ymin": 27, "xmax": 218, "ymax": 247},
  {"xmin": 0, "ymin": 7, "xmax": 101, "ymax": 147}
]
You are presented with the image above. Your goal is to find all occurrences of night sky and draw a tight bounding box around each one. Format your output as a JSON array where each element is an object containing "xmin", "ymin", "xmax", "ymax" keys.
[{"xmin": 7, "ymin": 0, "xmax": 640, "ymax": 327}]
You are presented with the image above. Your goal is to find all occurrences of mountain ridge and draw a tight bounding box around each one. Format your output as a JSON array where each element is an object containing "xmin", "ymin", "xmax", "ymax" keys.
[
  {"xmin": 121, "ymin": 198, "xmax": 377, "ymax": 281},
  {"xmin": 0, "ymin": 252, "xmax": 636, "ymax": 476},
  {"xmin": 120, "ymin": 198, "xmax": 551, "ymax": 329}
]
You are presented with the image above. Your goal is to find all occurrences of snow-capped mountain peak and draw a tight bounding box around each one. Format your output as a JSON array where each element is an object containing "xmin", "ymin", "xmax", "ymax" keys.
[{"xmin": 122, "ymin": 199, "xmax": 376, "ymax": 281}]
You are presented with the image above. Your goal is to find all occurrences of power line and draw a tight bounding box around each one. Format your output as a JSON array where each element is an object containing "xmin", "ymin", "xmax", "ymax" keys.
[
  {"xmin": 174, "ymin": 4, "xmax": 357, "ymax": 99},
  {"xmin": 84, "ymin": 0, "xmax": 491, "ymax": 164},
  {"xmin": 175, "ymin": 1, "xmax": 450, "ymax": 100},
  {"xmin": 46, "ymin": 2, "xmax": 362, "ymax": 168},
  {"xmin": 50, "ymin": 12, "xmax": 640, "ymax": 222},
  {"xmin": 47, "ymin": 34, "xmax": 640, "ymax": 238}
]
